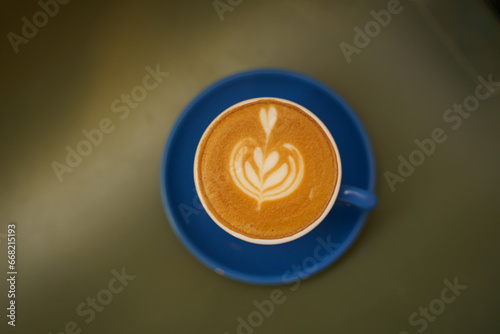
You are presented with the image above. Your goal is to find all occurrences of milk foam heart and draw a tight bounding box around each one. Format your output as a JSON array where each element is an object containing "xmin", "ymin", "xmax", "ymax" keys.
[{"xmin": 229, "ymin": 106, "xmax": 304, "ymax": 210}]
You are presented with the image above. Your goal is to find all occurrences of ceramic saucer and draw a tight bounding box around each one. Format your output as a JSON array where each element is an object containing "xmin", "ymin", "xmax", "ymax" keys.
[{"xmin": 160, "ymin": 69, "xmax": 376, "ymax": 285}]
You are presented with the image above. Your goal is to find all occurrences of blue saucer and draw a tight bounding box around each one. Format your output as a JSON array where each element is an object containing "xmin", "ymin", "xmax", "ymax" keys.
[{"xmin": 160, "ymin": 69, "xmax": 376, "ymax": 285}]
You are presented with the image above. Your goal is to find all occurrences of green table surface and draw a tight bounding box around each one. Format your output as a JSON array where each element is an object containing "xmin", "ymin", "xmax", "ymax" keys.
[{"xmin": 1, "ymin": 0, "xmax": 499, "ymax": 333}]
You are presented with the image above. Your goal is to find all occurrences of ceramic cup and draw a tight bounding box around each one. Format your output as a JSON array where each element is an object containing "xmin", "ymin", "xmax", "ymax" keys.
[{"xmin": 194, "ymin": 97, "xmax": 377, "ymax": 245}]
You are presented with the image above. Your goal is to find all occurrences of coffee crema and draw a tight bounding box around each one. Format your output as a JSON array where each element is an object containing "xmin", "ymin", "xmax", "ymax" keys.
[{"xmin": 194, "ymin": 99, "xmax": 338, "ymax": 240}]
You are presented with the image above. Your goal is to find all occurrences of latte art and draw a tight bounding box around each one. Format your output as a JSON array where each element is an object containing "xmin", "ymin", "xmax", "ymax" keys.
[
  {"xmin": 230, "ymin": 107, "xmax": 304, "ymax": 209},
  {"xmin": 194, "ymin": 98, "xmax": 339, "ymax": 241}
]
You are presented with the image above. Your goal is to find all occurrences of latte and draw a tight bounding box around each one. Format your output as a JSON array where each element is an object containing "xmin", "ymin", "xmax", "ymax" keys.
[{"xmin": 194, "ymin": 98, "xmax": 340, "ymax": 243}]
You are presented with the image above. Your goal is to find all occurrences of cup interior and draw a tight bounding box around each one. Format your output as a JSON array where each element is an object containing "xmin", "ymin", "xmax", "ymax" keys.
[{"xmin": 193, "ymin": 97, "xmax": 342, "ymax": 245}]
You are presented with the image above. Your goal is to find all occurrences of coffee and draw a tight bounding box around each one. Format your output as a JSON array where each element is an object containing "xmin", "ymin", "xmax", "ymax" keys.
[{"xmin": 194, "ymin": 98, "xmax": 339, "ymax": 242}]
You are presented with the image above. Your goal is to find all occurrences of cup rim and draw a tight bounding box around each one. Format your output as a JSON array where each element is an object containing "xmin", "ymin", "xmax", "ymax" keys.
[{"xmin": 193, "ymin": 97, "xmax": 342, "ymax": 245}]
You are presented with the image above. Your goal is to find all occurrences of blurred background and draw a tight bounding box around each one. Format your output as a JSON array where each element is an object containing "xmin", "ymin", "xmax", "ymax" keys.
[{"xmin": 1, "ymin": 0, "xmax": 499, "ymax": 333}]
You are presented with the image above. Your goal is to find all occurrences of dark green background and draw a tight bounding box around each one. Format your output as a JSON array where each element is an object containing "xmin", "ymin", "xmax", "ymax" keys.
[{"xmin": 1, "ymin": 0, "xmax": 499, "ymax": 333}]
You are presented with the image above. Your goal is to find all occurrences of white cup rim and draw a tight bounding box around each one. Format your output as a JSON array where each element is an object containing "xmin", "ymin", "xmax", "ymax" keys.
[{"xmin": 193, "ymin": 97, "xmax": 342, "ymax": 245}]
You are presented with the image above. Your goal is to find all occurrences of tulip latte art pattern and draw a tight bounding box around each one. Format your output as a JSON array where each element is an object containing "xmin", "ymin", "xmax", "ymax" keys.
[{"xmin": 230, "ymin": 107, "xmax": 304, "ymax": 210}]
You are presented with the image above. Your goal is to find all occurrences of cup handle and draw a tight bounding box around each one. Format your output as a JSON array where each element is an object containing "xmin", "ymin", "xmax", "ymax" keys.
[{"xmin": 336, "ymin": 184, "xmax": 377, "ymax": 211}]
